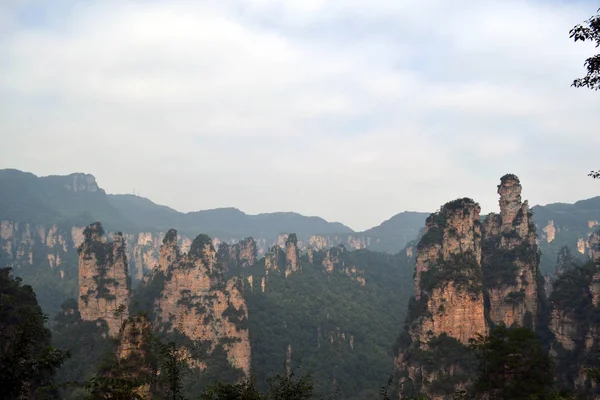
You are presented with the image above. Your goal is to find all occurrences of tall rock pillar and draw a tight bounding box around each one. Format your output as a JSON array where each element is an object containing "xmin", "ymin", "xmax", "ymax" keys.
[{"xmin": 78, "ymin": 222, "xmax": 131, "ymax": 337}]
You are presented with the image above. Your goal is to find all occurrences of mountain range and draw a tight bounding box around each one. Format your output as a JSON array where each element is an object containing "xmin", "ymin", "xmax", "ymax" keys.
[{"xmin": 2, "ymin": 168, "xmax": 600, "ymax": 274}]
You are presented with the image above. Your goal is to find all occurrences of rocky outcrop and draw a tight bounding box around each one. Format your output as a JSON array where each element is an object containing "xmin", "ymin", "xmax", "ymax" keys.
[
  {"xmin": 285, "ymin": 234, "xmax": 300, "ymax": 277},
  {"xmin": 556, "ymin": 246, "xmax": 577, "ymax": 277},
  {"xmin": 217, "ymin": 238, "xmax": 257, "ymax": 271},
  {"xmin": 482, "ymin": 174, "xmax": 541, "ymax": 329},
  {"xmin": 549, "ymin": 258, "xmax": 600, "ymax": 396},
  {"xmin": 395, "ymin": 175, "xmax": 545, "ymax": 399},
  {"xmin": 412, "ymin": 198, "xmax": 486, "ymax": 343},
  {"xmin": 542, "ymin": 220, "xmax": 556, "ymax": 243},
  {"xmin": 396, "ymin": 198, "xmax": 486, "ymax": 399},
  {"xmin": 78, "ymin": 222, "xmax": 130, "ymax": 337},
  {"xmin": 265, "ymin": 245, "xmax": 285, "ymax": 272},
  {"xmin": 320, "ymin": 245, "xmax": 366, "ymax": 285},
  {"xmin": 114, "ymin": 315, "xmax": 154, "ymax": 399},
  {"xmin": 590, "ymin": 231, "xmax": 600, "ymax": 263},
  {"xmin": 154, "ymin": 231, "xmax": 251, "ymax": 376}
]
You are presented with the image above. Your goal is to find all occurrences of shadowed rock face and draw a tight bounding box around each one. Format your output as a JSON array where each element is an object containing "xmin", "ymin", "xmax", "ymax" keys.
[
  {"xmin": 78, "ymin": 222, "xmax": 130, "ymax": 337},
  {"xmin": 153, "ymin": 230, "xmax": 251, "ymax": 376},
  {"xmin": 114, "ymin": 315, "xmax": 154, "ymax": 399}
]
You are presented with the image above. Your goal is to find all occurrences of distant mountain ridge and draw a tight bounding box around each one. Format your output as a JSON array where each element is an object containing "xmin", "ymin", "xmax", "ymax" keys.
[
  {"xmin": 107, "ymin": 194, "xmax": 353, "ymax": 239},
  {"xmin": 3, "ymin": 168, "xmax": 600, "ymax": 268}
]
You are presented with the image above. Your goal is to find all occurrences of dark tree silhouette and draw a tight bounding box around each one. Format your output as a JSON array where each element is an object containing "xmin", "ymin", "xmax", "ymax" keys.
[{"xmin": 571, "ymin": 8, "xmax": 600, "ymax": 90}]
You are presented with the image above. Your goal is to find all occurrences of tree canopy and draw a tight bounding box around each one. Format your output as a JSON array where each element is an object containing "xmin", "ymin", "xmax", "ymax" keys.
[
  {"xmin": 570, "ymin": 8, "xmax": 600, "ymax": 90},
  {"xmin": 0, "ymin": 267, "xmax": 69, "ymax": 399}
]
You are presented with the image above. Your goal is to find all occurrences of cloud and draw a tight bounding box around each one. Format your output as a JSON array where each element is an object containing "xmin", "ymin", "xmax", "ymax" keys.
[{"xmin": 0, "ymin": 0, "xmax": 599, "ymax": 230}]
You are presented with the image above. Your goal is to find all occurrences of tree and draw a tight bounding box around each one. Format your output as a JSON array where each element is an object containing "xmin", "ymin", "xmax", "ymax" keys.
[
  {"xmin": 570, "ymin": 8, "xmax": 600, "ymax": 90},
  {"xmin": 469, "ymin": 325, "xmax": 555, "ymax": 400},
  {"xmin": 199, "ymin": 370, "xmax": 314, "ymax": 400},
  {"xmin": 0, "ymin": 267, "xmax": 69, "ymax": 399}
]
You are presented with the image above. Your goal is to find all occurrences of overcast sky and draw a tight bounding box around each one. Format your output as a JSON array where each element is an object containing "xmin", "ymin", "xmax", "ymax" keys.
[{"xmin": 1, "ymin": 0, "xmax": 600, "ymax": 231}]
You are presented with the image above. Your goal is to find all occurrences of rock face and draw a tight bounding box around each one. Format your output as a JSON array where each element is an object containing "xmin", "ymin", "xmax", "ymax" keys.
[
  {"xmin": 285, "ymin": 234, "xmax": 301, "ymax": 277},
  {"xmin": 114, "ymin": 315, "xmax": 154, "ymax": 399},
  {"xmin": 395, "ymin": 175, "xmax": 545, "ymax": 399},
  {"xmin": 265, "ymin": 245, "xmax": 285, "ymax": 272},
  {"xmin": 217, "ymin": 237, "xmax": 257, "ymax": 271},
  {"xmin": 542, "ymin": 220, "xmax": 556, "ymax": 243},
  {"xmin": 549, "ymin": 254, "xmax": 600, "ymax": 396},
  {"xmin": 154, "ymin": 231, "xmax": 251, "ymax": 376},
  {"xmin": 482, "ymin": 174, "xmax": 541, "ymax": 329},
  {"xmin": 78, "ymin": 222, "xmax": 131, "ymax": 337},
  {"xmin": 318, "ymin": 245, "xmax": 366, "ymax": 285},
  {"xmin": 396, "ymin": 198, "xmax": 486, "ymax": 399}
]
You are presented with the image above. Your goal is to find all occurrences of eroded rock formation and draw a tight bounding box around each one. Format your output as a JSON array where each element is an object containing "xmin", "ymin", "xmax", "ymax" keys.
[
  {"xmin": 154, "ymin": 231, "xmax": 251, "ymax": 376},
  {"xmin": 482, "ymin": 174, "xmax": 541, "ymax": 329},
  {"xmin": 78, "ymin": 222, "xmax": 130, "ymax": 337},
  {"xmin": 396, "ymin": 198, "xmax": 486, "ymax": 399},
  {"xmin": 114, "ymin": 315, "xmax": 154, "ymax": 399},
  {"xmin": 285, "ymin": 233, "xmax": 301, "ymax": 277},
  {"xmin": 395, "ymin": 175, "xmax": 545, "ymax": 399}
]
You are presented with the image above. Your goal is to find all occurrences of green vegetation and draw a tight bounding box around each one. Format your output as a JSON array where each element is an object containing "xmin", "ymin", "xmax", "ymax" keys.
[
  {"xmin": 241, "ymin": 248, "xmax": 413, "ymax": 400},
  {"xmin": 470, "ymin": 325, "xmax": 555, "ymax": 400},
  {"xmin": 482, "ymin": 237, "xmax": 539, "ymax": 290},
  {"xmin": 398, "ymin": 333, "xmax": 476, "ymax": 399},
  {"xmin": 420, "ymin": 253, "xmax": 483, "ymax": 294},
  {"xmin": 200, "ymin": 371, "xmax": 313, "ymax": 400},
  {"xmin": 417, "ymin": 213, "xmax": 446, "ymax": 250},
  {"xmin": 0, "ymin": 267, "xmax": 69, "ymax": 399},
  {"xmin": 570, "ymin": 8, "xmax": 600, "ymax": 91}
]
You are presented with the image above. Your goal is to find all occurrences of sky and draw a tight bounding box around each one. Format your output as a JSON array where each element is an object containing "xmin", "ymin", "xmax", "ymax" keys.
[{"xmin": 1, "ymin": 0, "xmax": 600, "ymax": 231}]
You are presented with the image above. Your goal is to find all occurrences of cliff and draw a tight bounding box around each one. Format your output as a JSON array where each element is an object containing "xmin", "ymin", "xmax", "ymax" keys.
[
  {"xmin": 396, "ymin": 198, "xmax": 485, "ymax": 399},
  {"xmin": 549, "ymin": 242, "xmax": 600, "ymax": 396},
  {"xmin": 482, "ymin": 174, "xmax": 541, "ymax": 329},
  {"xmin": 395, "ymin": 175, "xmax": 545, "ymax": 399},
  {"xmin": 153, "ymin": 230, "xmax": 251, "ymax": 376},
  {"xmin": 285, "ymin": 234, "xmax": 301, "ymax": 277},
  {"xmin": 78, "ymin": 222, "xmax": 131, "ymax": 337},
  {"xmin": 114, "ymin": 315, "xmax": 155, "ymax": 399}
]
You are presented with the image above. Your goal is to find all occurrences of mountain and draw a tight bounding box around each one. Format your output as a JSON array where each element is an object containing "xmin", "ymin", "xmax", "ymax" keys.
[
  {"xmin": 51, "ymin": 223, "xmax": 415, "ymax": 399},
  {"xmin": 532, "ymin": 196, "xmax": 600, "ymax": 274},
  {"xmin": 361, "ymin": 211, "xmax": 429, "ymax": 252},
  {"xmin": 0, "ymin": 169, "xmax": 135, "ymax": 230},
  {"xmin": 394, "ymin": 175, "xmax": 547, "ymax": 398},
  {"xmin": 109, "ymin": 193, "xmax": 353, "ymax": 239}
]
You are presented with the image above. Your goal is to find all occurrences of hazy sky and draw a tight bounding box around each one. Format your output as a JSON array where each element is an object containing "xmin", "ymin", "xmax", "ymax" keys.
[{"xmin": 1, "ymin": 0, "xmax": 600, "ymax": 231}]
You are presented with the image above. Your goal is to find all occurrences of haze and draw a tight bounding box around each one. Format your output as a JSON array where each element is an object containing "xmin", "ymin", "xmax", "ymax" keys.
[{"xmin": 1, "ymin": 0, "xmax": 599, "ymax": 231}]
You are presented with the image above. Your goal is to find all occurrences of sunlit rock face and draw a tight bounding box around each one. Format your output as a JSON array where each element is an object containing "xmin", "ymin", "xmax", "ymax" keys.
[
  {"xmin": 395, "ymin": 175, "xmax": 545, "ymax": 399},
  {"xmin": 396, "ymin": 198, "xmax": 486, "ymax": 399},
  {"xmin": 78, "ymin": 222, "xmax": 130, "ymax": 337},
  {"xmin": 154, "ymin": 230, "xmax": 251, "ymax": 376},
  {"xmin": 482, "ymin": 174, "xmax": 541, "ymax": 330}
]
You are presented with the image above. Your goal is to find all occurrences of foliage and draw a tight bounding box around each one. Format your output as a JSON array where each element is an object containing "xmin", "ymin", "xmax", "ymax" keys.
[
  {"xmin": 404, "ymin": 333, "xmax": 477, "ymax": 397},
  {"xmin": 199, "ymin": 370, "xmax": 314, "ymax": 400},
  {"xmin": 242, "ymin": 248, "xmax": 413, "ymax": 400},
  {"xmin": 52, "ymin": 299, "xmax": 112, "ymax": 388},
  {"xmin": 0, "ymin": 267, "xmax": 69, "ymax": 399},
  {"xmin": 80, "ymin": 376, "xmax": 145, "ymax": 400},
  {"xmin": 417, "ymin": 213, "xmax": 446, "ymax": 250},
  {"xmin": 469, "ymin": 325, "xmax": 555, "ymax": 400},
  {"xmin": 570, "ymin": 8, "xmax": 600, "ymax": 90},
  {"xmin": 419, "ymin": 253, "xmax": 483, "ymax": 294},
  {"xmin": 482, "ymin": 237, "xmax": 539, "ymax": 290}
]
